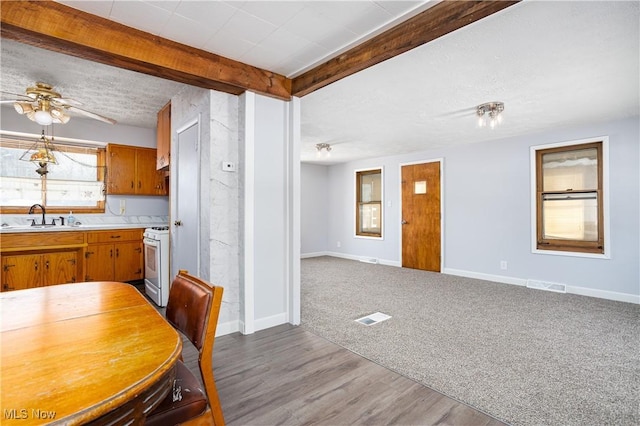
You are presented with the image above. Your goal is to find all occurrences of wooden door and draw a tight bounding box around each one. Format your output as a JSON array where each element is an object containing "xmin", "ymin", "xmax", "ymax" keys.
[
  {"xmin": 114, "ymin": 241, "xmax": 143, "ymax": 282},
  {"xmin": 401, "ymin": 162, "xmax": 441, "ymax": 271},
  {"xmin": 2, "ymin": 254, "xmax": 41, "ymax": 291},
  {"xmin": 43, "ymin": 251, "xmax": 78, "ymax": 285},
  {"xmin": 85, "ymin": 244, "xmax": 115, "ymax": 281},
  {"xmin": 107, "ymin": 144, "xmax": 136, "ymax": 194}
]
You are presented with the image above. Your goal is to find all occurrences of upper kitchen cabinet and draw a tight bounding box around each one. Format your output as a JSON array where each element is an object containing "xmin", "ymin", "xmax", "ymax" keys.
[
  {"xmin": 156, "ymin": 101, "xmax": 171, "ymax": 170},
  {"xmin": 106, "ymin": 144, "xmax": 168, "ymax": 195}
]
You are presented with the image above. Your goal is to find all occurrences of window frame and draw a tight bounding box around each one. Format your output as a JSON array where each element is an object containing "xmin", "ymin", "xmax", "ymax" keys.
[
  {"xmin": 355, "ymin": 167, "xmax": 383, "ymax": 239},
  {"xmin": 530, "ymin": 137, "xmax": 610, "ymax": 258},
  {"xmin": 0, "ymin": 137, "xmax": 107, "ymax": 214}
]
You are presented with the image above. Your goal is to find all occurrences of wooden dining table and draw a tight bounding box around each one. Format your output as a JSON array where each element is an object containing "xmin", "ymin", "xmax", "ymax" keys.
[{"xmin": 0, "ymin": 281, "xmax": 182, "ymax": 425}]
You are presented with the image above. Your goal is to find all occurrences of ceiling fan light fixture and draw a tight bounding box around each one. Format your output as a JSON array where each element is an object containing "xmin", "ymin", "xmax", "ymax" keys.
[
  {"xmin": 34, "ymin": 108, "xmax": 54, "ymax": 126},
  {"xmin": 14, "ymin": 101, "xmax": 34, "ymax": 115},
  {"xmin": 51, "ymin": 108, "xmax": 70, "ymax": 124}
]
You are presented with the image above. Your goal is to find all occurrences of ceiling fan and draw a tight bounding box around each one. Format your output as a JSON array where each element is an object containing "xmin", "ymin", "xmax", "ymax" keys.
[{"xmin": 0, "ymin": 82, "xmax": 116, "ymax": 125}]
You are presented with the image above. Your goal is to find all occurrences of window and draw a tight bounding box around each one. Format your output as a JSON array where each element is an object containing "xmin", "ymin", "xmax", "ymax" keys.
[
  {"xmin": 356, "ymin": 168, "xmax": 382, "ymax": 238},
  {"xmin": 0, "ymin": 137, "xmax": 106, "ymax": 214},
  {"xmin": 533, "ymin": 139, "xmax": 606, "ymax": 255}
]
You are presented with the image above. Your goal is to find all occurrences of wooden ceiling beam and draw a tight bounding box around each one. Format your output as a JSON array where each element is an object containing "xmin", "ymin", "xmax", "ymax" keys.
[
  {"xmin": 291, "ymin": 0, "xmax": 520, "ymax": 97},
  {"xmin": 0, "ymin": 0, "xmax": 292, "ymax": 101}
]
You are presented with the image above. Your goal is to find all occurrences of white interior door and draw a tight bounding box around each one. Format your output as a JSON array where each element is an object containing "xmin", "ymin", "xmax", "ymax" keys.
[{"xmin": 172, "ymin": 119, "xmax": 200, "ymax": 278}]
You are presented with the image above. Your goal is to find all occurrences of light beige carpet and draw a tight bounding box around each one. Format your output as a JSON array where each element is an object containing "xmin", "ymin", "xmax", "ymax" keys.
[{"xmin": 301, "ymin": 256, "xmax": 640, "ymax": 426}]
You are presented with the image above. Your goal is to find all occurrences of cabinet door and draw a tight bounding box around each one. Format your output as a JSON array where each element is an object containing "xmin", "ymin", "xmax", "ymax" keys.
[
  {"xmin": 114, "ymin": 241, "xmax": 143, "ymax": 282},
  {"xmin": 136, "ymin": 148, "xmax": 160, "ymax": 195},
  {"xmin": 156, "ymin": 102, "xmax": 171, "ymax": 170},
  {"xmin": 85, "ymin": 244, "xmax": 115, "ymax": 281},
  {"xmin": 43, "ymin": 251, "xmax": 78, "ymax": 286},
  {"xmin": 2, "ymin": 254, "xmax": 41, "ymax": 291},
  {"xmin": 107, "ymin": 144, "xmax": 136, "ymax": 194}
]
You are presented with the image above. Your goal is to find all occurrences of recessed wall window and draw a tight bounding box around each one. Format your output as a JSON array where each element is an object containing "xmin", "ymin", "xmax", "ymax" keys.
[
  {"xmin": 0, "ymin": 137, "xmax": 106, "ymax": 214},
  {"xmin": 356, "ymin": 168, "xmax": 382, "ymax": 238},
  {"xmin": 532, "ymin": 139, "xmax": 606, "ymax": 255}
]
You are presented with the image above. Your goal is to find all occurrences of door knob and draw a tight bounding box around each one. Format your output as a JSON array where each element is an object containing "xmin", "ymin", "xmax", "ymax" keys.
[
  {"xmin": 401, "ymin": 220, "xmax": 408, "ymax": 225},
  {"xmin": 174, "ymin": 220, "xmax": 182, "ymax": 226}
]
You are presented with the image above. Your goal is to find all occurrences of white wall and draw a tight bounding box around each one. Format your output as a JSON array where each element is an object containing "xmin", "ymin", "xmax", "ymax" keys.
[
  {"xmin": 170, "ymin": 85, "xmax": 242, "ymax": 335},
  {"xmin": 301, "ymin": 164, "xmax": 329, "ymax": 255},
  {"xmin": 241, "ymin": 93, "xmax": 292, "ymax": 332},
  {"xmin": 303, "ymin": 117, "xmax": 639, "ymax": 303}
]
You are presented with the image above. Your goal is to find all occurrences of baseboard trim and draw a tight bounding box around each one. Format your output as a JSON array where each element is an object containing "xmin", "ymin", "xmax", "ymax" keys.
[
  {"xmin": 217, "ymin": 320, "xmax": 240, "ymax": 337},
  {"xmin": 254, "ymin": 312, "xmax": 288, "ymax": 332},
  {"xmin": 302, "ymin": 251, "xmax": 401, "ymax": 267},
  {"xmin": 444, "ymin": 268, "xmax": 639, "ymax": 304},
  {"xmin": 301, "ymin": 251, "xmax": 330, "ymax": 259},
  {"xmin": 443, "ymin": 268, "xmax": 528, "ymax": 287}
]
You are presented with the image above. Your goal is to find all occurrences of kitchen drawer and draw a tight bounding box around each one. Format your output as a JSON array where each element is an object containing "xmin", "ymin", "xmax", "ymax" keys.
[
  {"xmin": 1, "ymin": 231, "xmax": 85, "ymax": 251},
  {"xmin": 87, "ymin": 229, "xmax": 143, "ymax": 244}
]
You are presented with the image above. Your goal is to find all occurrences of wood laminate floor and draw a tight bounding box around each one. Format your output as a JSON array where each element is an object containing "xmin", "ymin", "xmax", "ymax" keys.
[{"xmin": 182, "ymin": 324, "xmax": 507, "ymax": 426}]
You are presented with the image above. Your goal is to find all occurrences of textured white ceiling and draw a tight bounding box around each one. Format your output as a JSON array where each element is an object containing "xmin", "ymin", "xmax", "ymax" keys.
[
  {"xmin": 300, "ymin": 0, "xmax": 639, "ymax": 163},
  {"xmin": 0, "ymin": 1, "xmax": 638, "ymax": 165}
]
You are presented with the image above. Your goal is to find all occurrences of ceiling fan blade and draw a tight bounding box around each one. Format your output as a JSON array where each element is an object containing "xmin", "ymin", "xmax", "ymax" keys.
[
  {"xmin": 0, "ymin": 99, "xmax": 21, "ymax": 104},
  {"xmin": 0, "ymin": 91, "xmax": 31, "ymax": 100},
  {"xmin": 52, "ymin": 96, "xmax": 83, "ymax": 107},
  {"xmin": 67, "ymin": 105, "xmax": 117, "ymax": 124}
]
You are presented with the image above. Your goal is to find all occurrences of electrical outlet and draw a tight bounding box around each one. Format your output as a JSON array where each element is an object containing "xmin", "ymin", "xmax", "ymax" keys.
[
  {"xmin": 337, "ymin": 241, "xmax": 341, "ymax": 248},
  {"xmin": 500, "ymin": 260, "xmax": 507, "ymax": 270},
  {"xmin": 119, "ymin": 199, "xmax": 126, "ymax": 215}
]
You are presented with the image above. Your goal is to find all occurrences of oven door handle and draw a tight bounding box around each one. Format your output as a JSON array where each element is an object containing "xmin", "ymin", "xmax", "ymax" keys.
[{"xmin": 143, "ymin": 238, "xmax": 159, "ymax": 246}]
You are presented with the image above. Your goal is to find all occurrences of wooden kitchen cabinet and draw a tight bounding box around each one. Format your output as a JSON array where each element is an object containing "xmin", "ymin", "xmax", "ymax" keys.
[
  {"xmin": 1, "ymin": 251, "xmax": 79, "ymax": 291},
  {"xmin": 156, "ymin": 101, "xmax": 171, "ymax": 170},
  {"xmin": 84, "ymin": 229, "xmax": 144, "ymax": 282},
  {"xmin": 1, "ymin": 231, "xmax": 84, "ymax": 291},
  {"xmin": 106, "ymin": 144, "xmax": 168, "ymax": 195}
]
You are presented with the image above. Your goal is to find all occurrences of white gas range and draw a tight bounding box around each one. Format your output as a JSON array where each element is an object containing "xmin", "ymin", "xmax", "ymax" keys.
[{"xmin": 143, "ymin": 226, "xmax": 170, "ymax": 307}]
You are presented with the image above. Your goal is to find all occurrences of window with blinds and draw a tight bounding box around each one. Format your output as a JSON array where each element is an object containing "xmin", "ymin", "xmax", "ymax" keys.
[
  {"xmin": 356, "ymin": 168, "xmax": 383, "ymax": 238},
  {"xmin": 0, "ymin": 137, "xmax": 106, "ymax": 213},
  {"xmin": 535, "ymin": 141, "xmax": 604, "ymax": 254}
]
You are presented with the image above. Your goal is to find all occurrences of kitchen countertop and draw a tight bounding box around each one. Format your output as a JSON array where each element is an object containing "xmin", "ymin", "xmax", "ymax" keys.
[{"xmin": 0, "ymin": 223, "xmax": 168, "ymax": 234}]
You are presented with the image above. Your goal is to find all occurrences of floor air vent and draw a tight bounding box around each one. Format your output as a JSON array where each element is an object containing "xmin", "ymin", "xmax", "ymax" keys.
[
  {"xmin": 355, "ymin": 312, "xmax": 391, "ymax": 326},
  {"xmin": 526, "ymin": 279, "xmax": 567, "ymax": 293}
]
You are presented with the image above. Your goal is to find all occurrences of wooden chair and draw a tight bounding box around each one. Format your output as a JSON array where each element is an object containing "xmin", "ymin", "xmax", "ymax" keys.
[{"xmin": 145, "ymin": 270, "xmax": 225, "ymax": 426}]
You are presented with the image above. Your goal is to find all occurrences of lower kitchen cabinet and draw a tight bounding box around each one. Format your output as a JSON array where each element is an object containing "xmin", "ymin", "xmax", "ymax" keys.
[
  {"xmin": 84, "ymin": 229, "xmax": 144, "ymax": 282},
  {"xmin": 1, "ymin": 251, "xmax": 79, "ymax": 291},
  {"xmin": 1, "ymin": 231, "xmax": 84, "ymax": 292}
]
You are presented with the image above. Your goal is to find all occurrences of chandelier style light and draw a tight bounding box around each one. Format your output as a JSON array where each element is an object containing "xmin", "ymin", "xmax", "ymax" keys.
[
  {"xmin": 316, "ymin": 143, "xmax": 332, "ymax": 159},
  {"xmin": 19, "ymin": 129, "xmax": 59, "ymax": 176},
  {"xmin": 476, "ymin": 102, "xmax": 504, "ymax": 129}
]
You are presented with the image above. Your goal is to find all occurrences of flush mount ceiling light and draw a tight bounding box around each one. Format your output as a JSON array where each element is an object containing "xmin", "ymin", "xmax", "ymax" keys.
[
  {"xmin": 316, "ymin": 143, "xmax": 332, "ymax": 159},
  {"xmin": 476, "ymin": 101, "xmax": 504, "ymax": 129}
]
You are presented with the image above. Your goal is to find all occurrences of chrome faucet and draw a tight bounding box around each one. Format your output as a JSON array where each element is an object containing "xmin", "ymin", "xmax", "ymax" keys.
[{"xmin": 28, "ymin": 203, "xmax": 46, "ymax": 226}]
